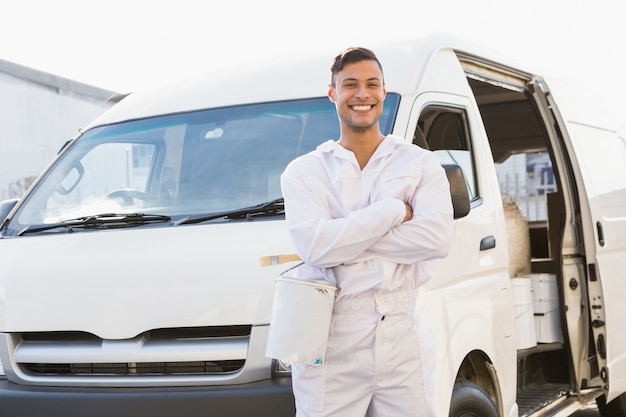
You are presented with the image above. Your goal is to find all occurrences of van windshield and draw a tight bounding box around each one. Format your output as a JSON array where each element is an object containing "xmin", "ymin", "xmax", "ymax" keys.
[{"xmin": 4, "ymin": 95, "xmax": 399, "ymax": 235}]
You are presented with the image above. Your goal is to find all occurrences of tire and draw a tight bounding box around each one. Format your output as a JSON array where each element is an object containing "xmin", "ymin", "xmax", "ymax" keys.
[
  {"xmin": 597, "ymin": 393, "xmax": 626, "ymax": 417},
  {"xmin": 449, "ymin": 379, "xmax": 499, "ymax": 417}
]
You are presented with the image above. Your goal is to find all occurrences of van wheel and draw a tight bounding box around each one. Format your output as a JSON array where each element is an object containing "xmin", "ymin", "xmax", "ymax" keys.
[
  {"xmin": 449, "ymin": 379, "xmax": 499, "ymax": 417},
  {"xmin": 597, "ymin": 393, "xmax": 626, "ymax": 416}
]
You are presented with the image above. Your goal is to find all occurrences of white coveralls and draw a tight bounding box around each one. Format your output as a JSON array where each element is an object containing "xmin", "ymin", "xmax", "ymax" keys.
[{"xmin": 280, "ymin": 135, "xmax": 454, "ymax": 417}]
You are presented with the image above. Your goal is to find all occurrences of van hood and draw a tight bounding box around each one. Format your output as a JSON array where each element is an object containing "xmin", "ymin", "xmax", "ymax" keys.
[{"xmin": 0, "ymin": 220, "xmax": 297, "ymax": 339}]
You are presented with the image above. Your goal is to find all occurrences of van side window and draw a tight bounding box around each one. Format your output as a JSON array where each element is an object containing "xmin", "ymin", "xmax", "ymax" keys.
[{"xmin": 415, "ymin": 108, "xmax": 477, "ymax": 201}]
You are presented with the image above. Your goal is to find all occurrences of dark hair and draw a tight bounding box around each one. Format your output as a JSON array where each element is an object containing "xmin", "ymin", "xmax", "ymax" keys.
[{"xmin": 330, "ymin": 47, "xmax": 384, "ymax": 86}]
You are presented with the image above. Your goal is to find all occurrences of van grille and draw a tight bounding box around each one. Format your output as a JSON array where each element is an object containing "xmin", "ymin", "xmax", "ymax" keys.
[
  {"xmin": 23, "ymin": 360, "xmax": 245, "ymax": 376},
  {"xmin": 12, "ymin": 326, "xmax": 252, "ymax": 381}
]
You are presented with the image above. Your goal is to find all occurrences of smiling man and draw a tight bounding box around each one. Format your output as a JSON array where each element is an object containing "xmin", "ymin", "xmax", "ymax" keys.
[{"xmin": 280, "ymin": 47, "xmax": 454, "ymax": 417}]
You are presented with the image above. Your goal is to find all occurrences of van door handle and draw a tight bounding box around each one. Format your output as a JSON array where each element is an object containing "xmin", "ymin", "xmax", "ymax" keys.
[
  {"xmin": 480, "ymin": 235, "xmax": 496, "ymax": 251},
  {"xmin": 596, "ymin": 221, "xmax": 605, "ymax": 247}
]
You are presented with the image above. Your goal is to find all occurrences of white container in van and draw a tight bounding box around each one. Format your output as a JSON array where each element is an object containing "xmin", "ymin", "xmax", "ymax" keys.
[
  {"xmin": 529, "ymin": 273, "xmax": 563, "ymax": 343},
  {"xmin": 511, "ymin": 278, "xmax": 537, "ymax": 350},
  {"xmin": 1, "ymin": 34, "xmax": 625, "ymax": 417}
]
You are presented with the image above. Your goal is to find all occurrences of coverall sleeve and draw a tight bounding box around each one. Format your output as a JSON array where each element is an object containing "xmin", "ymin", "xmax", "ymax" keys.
[
  {"xmin": 354, "ymin": 153, "xmax": 454, "ymax": 265},
  {"xmin": 281, "ymin": 162, "xmax": 406, "ymax": 269}
]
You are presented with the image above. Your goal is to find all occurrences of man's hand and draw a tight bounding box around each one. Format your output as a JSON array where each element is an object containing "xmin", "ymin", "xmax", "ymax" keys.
[{"xmin": 402, "ymin": 202, "xmax": 413, "ymax": 223}]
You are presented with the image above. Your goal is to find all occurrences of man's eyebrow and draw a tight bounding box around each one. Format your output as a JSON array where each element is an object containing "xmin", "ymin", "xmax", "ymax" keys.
[{"xmin": 341, "ymin": 76, "xmax": 382, "ymax": 83}]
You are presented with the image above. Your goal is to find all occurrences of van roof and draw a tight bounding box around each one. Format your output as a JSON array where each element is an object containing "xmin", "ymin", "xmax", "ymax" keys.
[{"xmin": 87, "ymin": 33, "xmax": 529, "ymax": 128}]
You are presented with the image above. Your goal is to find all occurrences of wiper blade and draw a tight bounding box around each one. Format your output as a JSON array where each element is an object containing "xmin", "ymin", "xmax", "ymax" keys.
[
  {"xmin": 17, "ymin": 213, "xmax": 172, "ymax": 236},
  {"xmin": 175, "ymin": 198, "xmax": 284, "ymax": 225}
]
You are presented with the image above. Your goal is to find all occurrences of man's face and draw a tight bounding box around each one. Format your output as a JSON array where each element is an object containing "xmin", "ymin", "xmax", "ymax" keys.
[{"xmin": 328, "ymin": 59, "xmax": 387, "ymax": 132}]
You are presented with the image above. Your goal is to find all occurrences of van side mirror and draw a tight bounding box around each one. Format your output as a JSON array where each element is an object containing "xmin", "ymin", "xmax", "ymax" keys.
[
  {"xmin": 442, "ymin": 164, "xmax": 470, "ymax": 219},
  {"xmin": 0, "ymin": 198, "xmax": 19, "ymax": 224}
]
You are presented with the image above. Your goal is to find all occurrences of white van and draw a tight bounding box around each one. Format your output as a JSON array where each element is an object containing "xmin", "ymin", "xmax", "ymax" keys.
[{"xmin": 1, "ymin": 34, "xmax": 625, "ymax": 417}]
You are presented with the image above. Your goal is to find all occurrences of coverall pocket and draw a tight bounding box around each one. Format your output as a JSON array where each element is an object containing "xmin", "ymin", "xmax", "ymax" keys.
[
  {"xmin": 291, "ymin": 361, "xmax": 328, "ymax": 412},
  {"xmin": 376, "ymin": 171, "xmax": 420, "ymax": 202},
  {"xmin": 411, "ymin": 313, "xmax": 436, "ymax": 407}
]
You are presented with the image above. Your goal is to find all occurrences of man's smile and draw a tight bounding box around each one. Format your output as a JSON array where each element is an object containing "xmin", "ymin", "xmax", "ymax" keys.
[{"xmin": 349, "ymin": 104, "xmax": 375, "ymax": 112}]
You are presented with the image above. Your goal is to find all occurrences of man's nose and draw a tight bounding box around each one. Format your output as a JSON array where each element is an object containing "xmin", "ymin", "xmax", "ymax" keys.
[{"xmin": 355, "ymin": 84, "xmax": 370, "ymax": 99}]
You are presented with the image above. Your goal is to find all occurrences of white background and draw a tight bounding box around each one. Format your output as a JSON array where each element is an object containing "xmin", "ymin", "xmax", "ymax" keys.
[{"xmin": 1, "ymin": 0, "xmax": 624, "ymax": 130}]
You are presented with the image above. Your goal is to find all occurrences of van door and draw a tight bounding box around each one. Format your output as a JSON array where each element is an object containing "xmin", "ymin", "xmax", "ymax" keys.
[
  {"xmin": 402, "ymin": 48, "xmax": 517, "ymax": 414},
  {"xmin": 557, "ymin": 112, "xmax": 626, "ymax": 401}
]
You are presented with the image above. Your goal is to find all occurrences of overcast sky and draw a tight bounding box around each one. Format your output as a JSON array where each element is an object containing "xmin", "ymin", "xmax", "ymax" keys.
[{"xmin": 1, "ymin": 0, "xmax": 624, "ymax": 130}]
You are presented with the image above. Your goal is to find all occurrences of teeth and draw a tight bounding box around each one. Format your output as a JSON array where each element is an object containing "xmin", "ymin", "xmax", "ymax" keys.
[{"xmin": 352, "ymin": 105, "xmax": 371, "ymax": 111}]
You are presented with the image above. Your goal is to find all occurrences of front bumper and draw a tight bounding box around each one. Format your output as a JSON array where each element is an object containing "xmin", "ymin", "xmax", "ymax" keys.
[{"xmin": 0, "ymin": 377, "xmax": 295, "ymax": 417}]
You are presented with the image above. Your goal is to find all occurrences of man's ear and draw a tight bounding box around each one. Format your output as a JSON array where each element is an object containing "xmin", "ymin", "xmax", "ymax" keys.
[{"xmin": 328, "ymin": 84, "xmax": 335, "ymax": 103}]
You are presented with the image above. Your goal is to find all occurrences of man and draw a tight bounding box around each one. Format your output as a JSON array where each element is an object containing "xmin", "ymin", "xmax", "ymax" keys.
[{"xmin": 280, "ymin": 47, "xmax": 454, "ymax": 417}]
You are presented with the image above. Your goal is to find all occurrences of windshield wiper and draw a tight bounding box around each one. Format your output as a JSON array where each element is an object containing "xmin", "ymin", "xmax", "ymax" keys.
[
  {"xmin": 175, "ymin": 198, "xmax": 284, "ymax": 225},
  {"xmin": 17, "ymin": 213, "xmax": 172, "ymax": 236}
]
